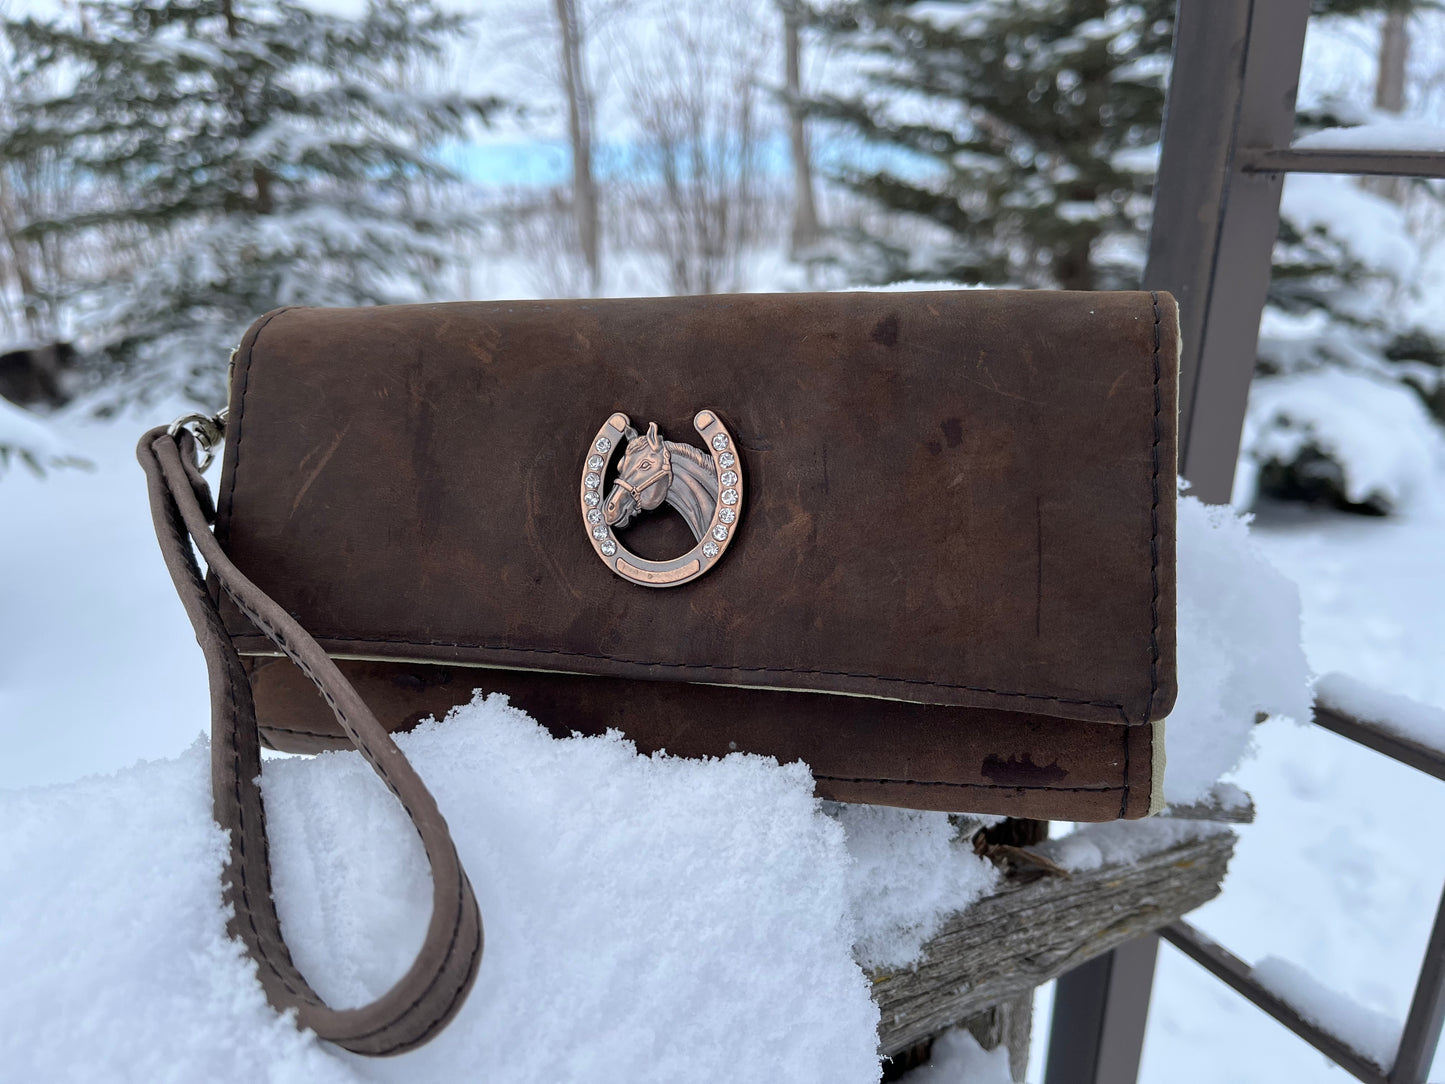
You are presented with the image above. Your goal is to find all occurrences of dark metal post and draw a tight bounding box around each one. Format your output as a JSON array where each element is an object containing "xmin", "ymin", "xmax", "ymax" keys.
[
  {"xmin": 1142, "ymin": 0, "xmax": 1311, "ymax": 504},
  {"xmin": 1162, "ymin": 921, "xmax": 1390, "ymax": 1084},
  {"xmin": 1140, "ymin": 0, "xmax": 1252, "ymax": 492},
  {"xmin": 1045, "ymin": 936, "xmax": 1160, "ymax": 1084},
  {"xmin": 1389, "ymin": 882, "xmax": 1445, "ymax": 1083},
  {"xmin": 1047, "ymin": 4, "xmax": 1313, "ymax": 1081}
]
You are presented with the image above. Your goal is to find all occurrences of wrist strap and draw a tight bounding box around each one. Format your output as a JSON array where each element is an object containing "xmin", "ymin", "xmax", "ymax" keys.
[{"xmin": 137, "ymin": 425, "xmax": 482, "ymax": 1055}]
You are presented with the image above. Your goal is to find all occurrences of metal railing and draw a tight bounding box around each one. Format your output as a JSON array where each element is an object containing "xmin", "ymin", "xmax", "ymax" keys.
[
  {"xmin": 1045, "ymin": 1, "xmax": 1445, "ymax": 1081},
  {"xmin": 1164, "ymin": 685, "xmax": 1445, "ymax": 1084}
]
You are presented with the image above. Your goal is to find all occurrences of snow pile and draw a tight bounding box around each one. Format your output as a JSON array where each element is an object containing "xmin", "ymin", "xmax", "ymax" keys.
[
  {"xmin": 1294, "ymin": 118, "xmax": 1445, "ymax": 153},
  {"xmin": 1041, "ymin": 818, "xmax": 1229, "ymax": 874},
  {"xmin": 1237, "ymin": 367, "xmax": 1445, "ymax": 514},
  {"xmin": 1230, "ymin": 168, "xmax": 1445, "ymax": 516},
  {"xmin": 1276, "ymin": 173, "xmax": 1417, "ymax": 283},
  {"xmin": 0, "ymin": 699, "xmax": 881, "ymax": 1083},
  {"xmin": 896, "ymin": 1027, "xmax": 1013, "ymax": 1083},
  {"xmin": 831, "ymin": 804, "xmax": 998, "ymax": 971},
  {"xmin": 1165, "ymin": 493, "xmax": 1313, "ymax": 804},
  {"xmin": 0, "ymin": 743, "xmax": 349, "ymax": 1083},
  {"xmin": 0, "ymin": 397, "xmax": 80, "ymax": 474},
  {"xmin": 1315, "ymin": 672, "xmax": 1445, "ymax": 754},
  {"xmin": 1251, "ymin": 956, "xmax": 1402, "ymax": 1070}
]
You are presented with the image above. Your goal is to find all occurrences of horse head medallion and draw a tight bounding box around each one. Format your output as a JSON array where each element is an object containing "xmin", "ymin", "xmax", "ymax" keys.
[{"xmin": 582, "ymin": 410, "xmax": 742, "ymax": 587}]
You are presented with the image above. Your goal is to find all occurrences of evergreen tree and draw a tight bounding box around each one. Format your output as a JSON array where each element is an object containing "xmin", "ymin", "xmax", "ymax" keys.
[
  {"xmin": 811, "ymin": 0, "xmax": 1444, "ymax": 513},
  {"xmin": 806, "ymin": 0, "xmax": 1174, "ymax": 290},
  {"xmin": 1, "ymin": 0, "xmax": 499, "ymax": 407},
  {"xmin": 1239, "ymin": 101, "xmax": 1445, "ymax": 513}
]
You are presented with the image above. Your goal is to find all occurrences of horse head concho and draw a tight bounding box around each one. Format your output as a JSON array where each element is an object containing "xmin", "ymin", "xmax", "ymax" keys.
[{"xmin": 580, "ymin": 409, "xmax": 741, "ymax": 587}]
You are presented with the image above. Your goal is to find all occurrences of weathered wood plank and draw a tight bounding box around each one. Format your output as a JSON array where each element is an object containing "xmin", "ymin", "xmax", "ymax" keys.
[
  {"xmin": 871, "ymin": 829, "xmax": 1236, "ymax": 1057},
  {"xmin": 1160, "ymin": 783, "xmax": 1256, "ymax": 824},
  {"xmin": 962, "ymin": 992, "xmax": 1033, "ymax": 1083}
]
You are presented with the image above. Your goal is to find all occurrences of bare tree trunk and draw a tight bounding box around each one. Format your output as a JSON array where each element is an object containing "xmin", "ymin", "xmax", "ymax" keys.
[
  {"xmin": 0, "ymin": 169, "xmax": 46, "ymax": 340},
  {"xmin": 619, "ymin": 0, "xmax": 763, "ymax": 296},
  {"xmin": 1376, "ymin": 9, "xmax": 1408, "ymax": 113},
  {"xmin": 782, "ymin": 1, "xmax": 820, "ymax": 258},
  {"xmin": 0, "ymin": 47, "xmax": 49, "ymax": 340},
  {"xmin": 1368, "ymin": 9, "xmax": 1410, "ymax": 202},
  {"xmin": 554, "ymin": 0, "xmax": 600, "ymax": 294}
]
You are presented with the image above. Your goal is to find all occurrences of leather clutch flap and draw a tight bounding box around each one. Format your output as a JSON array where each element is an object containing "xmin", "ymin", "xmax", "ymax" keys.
[{"xmin": 216, "ymin": 289, "xmax": 1179, "ymax": 817}]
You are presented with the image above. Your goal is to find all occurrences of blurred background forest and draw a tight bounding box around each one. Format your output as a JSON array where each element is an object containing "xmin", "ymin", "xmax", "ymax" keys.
[{"xmin": 1, "ymin": 0, "xmax": 1444, "ymax": 511}]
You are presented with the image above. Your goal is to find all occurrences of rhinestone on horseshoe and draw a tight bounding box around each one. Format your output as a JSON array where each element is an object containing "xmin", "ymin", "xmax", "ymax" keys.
[{"xmin": 580, "ymin": 409, "xmax": 742, "ymax": 587}]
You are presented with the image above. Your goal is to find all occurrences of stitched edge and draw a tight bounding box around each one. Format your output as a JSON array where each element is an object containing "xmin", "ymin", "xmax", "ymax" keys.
[
  {"xmin": 1148, "ymin": 291, "xmax": 1163, "ymax": 720},
  {"xmin": 261, "ymin": 722, "xmax": 353, "ymax": 739},
  {"xmin": 219, "ymin": 579, "xmax": 479, "ymax": 1047},
  {"xmin": 812, "ymin": 772, "xmax": 1124, "ymax": 794},
  {"xmin": 260, "ymin": 716, "xmax": 1136, "ymax": 796},
  {"xmin": 1129, "ymin": 290, "xmax": 1165, "ymax": 814},
  {"xmin": 217, "ymin": 306, "xmax": 293, "ymax": 542},
  {"xmin": 154, "ymin": 439, "xmax": 319, "ymax": 1011}
]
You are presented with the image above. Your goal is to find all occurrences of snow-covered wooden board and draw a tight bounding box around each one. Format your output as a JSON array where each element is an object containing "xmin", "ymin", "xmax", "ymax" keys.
[{"xmin": 872, "ymin": 827, "xmax": 1237, "ymax": 1057}]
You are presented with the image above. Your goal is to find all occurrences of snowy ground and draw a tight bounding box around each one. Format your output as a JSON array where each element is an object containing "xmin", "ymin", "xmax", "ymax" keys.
[
  {"xmin": 1138, "ymin": 496, "xmax": 1445, "ymax": 1084},
  {"xmin": 2, "ymin": 403, "xmax": 1443, "ymax": 1081}
]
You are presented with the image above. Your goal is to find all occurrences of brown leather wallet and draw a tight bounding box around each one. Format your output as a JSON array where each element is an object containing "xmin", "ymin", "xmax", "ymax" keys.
[
  {"xmin": 142, "ymin": 288, "xmax": 1178, "ymax": 1053},
  {"xmin": 224, "ymin": 289, "xmax": 1178, "ymax": 818}
]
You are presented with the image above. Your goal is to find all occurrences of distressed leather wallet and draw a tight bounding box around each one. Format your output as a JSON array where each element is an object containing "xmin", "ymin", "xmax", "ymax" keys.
[{"xmin": 139, "ymin": 288, "xmax": 1179, "ymax": 1053}]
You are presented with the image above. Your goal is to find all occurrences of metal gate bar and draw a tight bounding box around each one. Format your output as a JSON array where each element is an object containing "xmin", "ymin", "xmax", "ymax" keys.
[
  {"xmin": 1160, "ymin": 920, "xmax": 1391, "ymax": 1084},
  {"xmin": 1314, "ymin": 702, "xmax": 1445, "ymax": 785},
  {"xmin": 1240, "ymin": 147, "xmax": 1445, "ymax": 178},
  {"xmin": 1045, "ymin": 0, "xmax": 1445, "ymax": 1080}
]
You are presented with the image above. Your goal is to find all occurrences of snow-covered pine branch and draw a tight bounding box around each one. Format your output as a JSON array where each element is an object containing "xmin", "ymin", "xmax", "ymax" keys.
[
  {"xmin": 0, "ymin": 0, "xmax": 504, "ymax": 408},
  {"xmin": 0, "ymin": 396, "xmax": 85, "ymax": 475}
]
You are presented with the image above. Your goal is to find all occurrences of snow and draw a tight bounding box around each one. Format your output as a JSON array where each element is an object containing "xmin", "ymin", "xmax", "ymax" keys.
[
  {"xmin": 897, "ymin": 1027, "xmax": 1014, "ymax": 1084},
  {"xmin": 0, "ymin": 396, "xmax": 72, "ymax": 472},
  {"xmin": 1056, "ymin": 199, "xmax": 1103, "ymax": 222},
  {"xmin": 833, "ymin": 804, "xmax": 998, "ymax": 971},
  {"xmin": 1211, "ymin": 781, "xmax": 1251, "ymax": 812},
  {"xmin": 1110, "ymin": 143, "xmax": 1161, "ymax": 173},
  {"xmin": 1315, "ymin": 672, "xmax": 1445, "ymax": 755},
  {"xmin": 1250, "ymin": 956, "xmax": 1401, "ymax": 1070},
  {"xmin": 0, "ymin": 743, "xmax": 354, "ymax": 1083},
  {"xmin": 1163, "ymin": 493, "xmax": 1313, "ymax": 804},
  {"xmin": 1139, "ymin": 496, "xmax": 1445, "ymax": 1084},
  {"xmin": 906, "ymin": 2, "xmax": 989, "ymax": 37},
  {"xmin": 1040, "ymin": 818, "xmax": 1230, "ymax": 875},
  {"xmin": 1278, "ymin": 174, "xmax": 1417, "ymax": 282},
  {"xmin": 1112, "ymin": 55, "xmax": 1172, "ymax": 85},
  {"xmin": 1237, "ymin": 367, "xmax": 1445, "ymax": 514},
  {"xmin": 1294, "ymin": 118, "xmax": 1445, "ymax": 153},
  {"xmin": 0, "ymin": 701, "xmax": 881, "ymax": 1082},
  {"xmin": 1257, "ymin": 305, "xmax": 1332, "ymax": 345}
]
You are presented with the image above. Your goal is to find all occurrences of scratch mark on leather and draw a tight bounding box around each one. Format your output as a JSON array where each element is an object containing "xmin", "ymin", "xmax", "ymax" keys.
[
  {"xmin": 1035, "ymin": 496, "xmax": 1043, "ymax": 638},
  {"xmin": 523, "ymin": 459, "xmax": 585, "ymax": 603},
  {"xmin": 290, "ymin": 422, "xmax": 351, "ymax": 517}
]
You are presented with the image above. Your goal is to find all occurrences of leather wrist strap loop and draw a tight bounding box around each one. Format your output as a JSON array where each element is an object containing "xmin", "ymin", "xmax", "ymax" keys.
[{"xmin": 137, "ymin": 426, "xmax": 482, "ymax": 1055}]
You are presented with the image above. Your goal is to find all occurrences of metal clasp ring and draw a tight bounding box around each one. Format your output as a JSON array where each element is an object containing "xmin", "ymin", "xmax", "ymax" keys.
[{"xmin": 167, "ymin": 408, "xmax": 229, "ymax": 473}]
